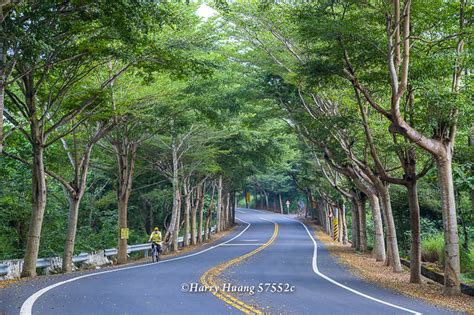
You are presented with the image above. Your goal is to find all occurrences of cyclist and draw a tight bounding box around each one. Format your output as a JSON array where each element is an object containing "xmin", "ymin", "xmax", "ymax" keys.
[{"xmin": 148, "ymin": 227, "xmax": 162, "ymax": 261}]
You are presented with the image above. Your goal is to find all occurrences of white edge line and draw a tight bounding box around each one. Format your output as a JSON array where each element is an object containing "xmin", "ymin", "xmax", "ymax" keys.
[
  {"xmin": 221, "ymin": 244, "xmax": 265, "ymax": 246},
  {"xmin": 20, "ymin": 217, "xmax": 252, "ymax": 315},
  {"xmin": 283, "ymin": 217, "xmax": 422, "ymax": 315}
]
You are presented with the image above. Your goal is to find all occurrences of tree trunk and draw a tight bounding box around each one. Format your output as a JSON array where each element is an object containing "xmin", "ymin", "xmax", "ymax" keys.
[
  {"xmin": 216, "ymin": 175, "xmax": 223, "ymax": 232},
  {"xmin": 117, "ymin": 194, "xmax": 128, "ymax": 264},
  {"xmin": 0, "ymin": 79, "xmax": 4, "ymax": 154},
  {"xmin": 264, "ymin": 191, "xmax": 269, "ymax": 210},
  {"xmin": 191, "ymin": 186, "xmax": 199, "ymax": 245},
  {"xmin": 326, "ymin": 204, "xmax": 332, "ymax": 236},
  {"xmin": 0, "ymin": 40, "xmax": 5, "ymax": 154},
  {"xmin": 337, "ymin": 206, "xmax": 343, "ymax": 243},
  {"xmin": 62, "ymin": 195, "xmax": 81, "ymax": 272},
  {"xmin": 198, "ymin": 183, "xmax": 205, "ymax": 243},
  {"xmin": 115, "ymin": 142, "xmax": 136, "ymax": 265},
  {"xmin": 231, "ymin": 192, "xmax": 236, "ymax": 226},
  {"xmin": 341, "ymin": 203, "xmax": 348, "ymax": 245},
  {"xmin": 227, "ymin": 192, "xmax": 232, "ymax": 227},
  {"xmin": 351, "ymin": 200, "xmax": 359, "ymax": 250},
  {"xmin": 469, "ymin": 126, "xmax": 474, "ymax": 221},
  {"xmin": 21, "ymin": 140, "xmax": 47, "ymax": 277},
  {"xmin": 183, "ymin": 181, "xmax": 191, "ymax": 247},
  {"xmin": 367, "ymin": 192, "xmax": 386, "ymax": 262},
  {"xmin": 407, "ymin": 181, "xmax": 421, "ymax": 283},
  {"xmin": 356, "ymin": 196, "xmax": 367, "ymax": 252},
  {"xmin": 322, "ymin": 202, "xmax": 328, "ymax": 233},
  {"xmin": 436, "ymin": 156, "xmax": 461, "ymax": 295},
  {"xmin": 223, "ymin": 192, "xmax": 229, "ymax": 230},
  {"xmin": 167, "ymin": 138, "xmax": 181, "ymax": 252},
  {"xmin": 205, "ymin": 182, "xmax": 215, "ymax": 240},
  {"xmin": 279, "ymin": 194, "xmax": 284, "ymax": 214},
  {"xmin": 377, "ymin": 184, "xmax": 402, "ymax": 272},
  {"xmin": 172, "ymin": 193, "xmax": 182, "ymax": 252}
]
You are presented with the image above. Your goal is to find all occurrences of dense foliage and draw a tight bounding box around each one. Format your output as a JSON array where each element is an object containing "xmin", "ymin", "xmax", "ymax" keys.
[{"xmin": 0, "ymin": 0, "xmax": 472, "ymax": 293}]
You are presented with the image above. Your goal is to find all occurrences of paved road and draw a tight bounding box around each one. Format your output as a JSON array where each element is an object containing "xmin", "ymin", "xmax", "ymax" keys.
[{"xmin": 0, "ymin": 209, "xmax": 461, "ymax": 315}]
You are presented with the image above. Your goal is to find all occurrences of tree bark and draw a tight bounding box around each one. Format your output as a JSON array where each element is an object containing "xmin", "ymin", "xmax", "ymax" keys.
[
  {"xmin": 173, "ymin": 194, "xmax": 182, "ymax": 251},
  {"xmin": 115, "ymin": 140, "xmax": 136, "ymax": 265},
  {"xmin": 338, "ymin": 206, "xmax": 343, "ymax": 243},
  {"xmin": 0, "ymin": 78, "xmax": 4, "ymax": 154},
  {"xmin": 326, "ymin": 204, "xmax": 331, "ymax": 237},
  {"xmin": 198, "ymin": 183, "xmax": 205, "ymax": 243},
  {"xmin": 231, "ymin": 192, "xmax": 236, "ymax": 225},
  {"xmin": 377, "ymin": 184, "xmax": 402, "ymax": 272},
  {"xmin": 407, "ymin": 181, "xmax": 421, "ymax": 283},
  {"xmin": 351, "ymin": 200, "xmax": 359, "ymax": 250},
  {"xmin": 0, "ymin": 38, "xmax": 6, "ymax": 154},
  {"xmin": 216, "ymin": 175, "xmax": 223, "ymax": 232},
  {"xmin": 21, "ymin": 139, "xmax": 47, "ymax": 277},
  {"xmin": 227, "ymin": 192, "xmax": 231, "ymax": 227},
  {"xmin": 367, "ymin": 192, "xmax": 386, "ymax": 262},
  {"xmin": 322, "ymin": 202, "xmax": 329, "ymax": 233},
  {"xmin": 341, "ymin": 203, "xmax": 348, "ymax": 245},
  {"xmin": 356, "ymin": 196, "xmax": 367, "ymax": 252},
  {"xmin": 62, "ymin": 196, "xmax": 80, "ymax": 272},
  {"xmin": 264, "ymin": 191, "xmax": 269, "ymax": 210},
  {"xmin": 167, "ymin": 137, "xmax": 181, "ymax": 252},
  {"xmin": 61, "ymin": 131, "xmax": 106, "ymax": 272},
  {"xmin": 436, "ymin": 155, "xmax": 461, "ymax": 295},
  {"xmin": 279, "ymin": 193, "xmax": 284, "ymax": 214},
  {"xmin": 223, "ymin": 192, "xmax": 229, "ymax": 230},
  {"xmin": 183, "ymin": 180, "xmax": 191, "ymax": 247},
  {"xmin": 205, "ymin": 182, "xmax": 215, "ymax": 240},
  {"xmin": 191, "ymin": 185, "xmax": 199, "ymax": 245}
]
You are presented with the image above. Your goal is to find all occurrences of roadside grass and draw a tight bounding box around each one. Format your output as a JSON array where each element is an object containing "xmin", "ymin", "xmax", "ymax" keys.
[
  {"xmin": 421, "ymin": 232, "xmax": 474, "ymax": 284},
  {"xmin": 421, "ymin": 233, "xmax": 445, "ymax": 264}
]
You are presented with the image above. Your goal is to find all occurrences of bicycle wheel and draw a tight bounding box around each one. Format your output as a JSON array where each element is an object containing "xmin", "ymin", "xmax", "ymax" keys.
[{"xmin": 151, "ymin": 245, "xmax": 157, "ymax": 263}]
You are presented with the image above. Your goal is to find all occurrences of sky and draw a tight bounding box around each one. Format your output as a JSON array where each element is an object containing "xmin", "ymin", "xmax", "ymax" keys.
[{"xmin": 196, "ymin": 3, "xmax": 218, "ymax": 20}]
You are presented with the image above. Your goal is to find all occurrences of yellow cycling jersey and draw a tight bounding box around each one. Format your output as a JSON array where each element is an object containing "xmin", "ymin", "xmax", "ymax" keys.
[{"xmin": 149, "ymin": 231, "xmax": 162, "ymax": 244}]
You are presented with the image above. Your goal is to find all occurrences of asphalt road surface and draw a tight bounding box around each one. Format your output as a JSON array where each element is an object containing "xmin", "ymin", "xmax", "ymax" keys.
[{"xmin": 0, "ymin": 209, "xmax": 462, "ymax": 315}]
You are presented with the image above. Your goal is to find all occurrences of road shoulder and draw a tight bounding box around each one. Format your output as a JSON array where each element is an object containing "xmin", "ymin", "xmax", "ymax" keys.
[
  {"xmin": 307, "ymin": 221, "xmax": 473, "ymax": 314},
  {"xmin": 0, "ymin": 224, "xmax": 239, "ymax": 314}
]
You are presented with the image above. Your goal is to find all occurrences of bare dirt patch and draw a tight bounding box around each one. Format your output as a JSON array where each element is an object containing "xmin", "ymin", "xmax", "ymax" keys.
[{"xmin": 308, "ymin": 221, "xmax": 474, "ymax": 314}]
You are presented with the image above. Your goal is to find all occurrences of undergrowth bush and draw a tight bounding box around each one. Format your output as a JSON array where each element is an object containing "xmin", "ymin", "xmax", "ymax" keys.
[
  {"xmin": 421, "ymin": 233, "xmax": 444, "ymax": 264},
  {"xmin": 421, "ymin": 232, "xmax": 474, "ymax": 274}
]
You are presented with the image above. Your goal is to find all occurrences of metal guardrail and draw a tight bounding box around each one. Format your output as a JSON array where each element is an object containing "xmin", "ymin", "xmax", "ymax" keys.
[
  {"xmin": 36, "ymin": 258, "xmax": 50, "ymax": 269},
  {"xmin": 0, "ymin": 263, "xmax": 8, "ymax": 276},
  {"xmin": 105, "ymin": 226, "xmax": 217, "ymax": 256},
  {"xmin": 72, "ymin": 253, "xmax": 89, "ymax": 263},
  {"xmin": 1, "ymin": 226, "xmax": 218, "ymax": 276}
]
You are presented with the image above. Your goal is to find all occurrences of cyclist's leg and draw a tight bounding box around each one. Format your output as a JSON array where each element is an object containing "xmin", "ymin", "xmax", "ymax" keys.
[
  {"xmin": 151, "ymin": 243, "xmax": 156, "ymax": 262},
  {"xmin": 152, "ymin": 243, "xmax": 159, "ymax": 262}
]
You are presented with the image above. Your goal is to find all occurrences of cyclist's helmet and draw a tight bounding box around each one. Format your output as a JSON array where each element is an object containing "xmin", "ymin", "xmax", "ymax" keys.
[{"xmin": 154, "ymin": 227, "xmax": 159, "ymax": 231}]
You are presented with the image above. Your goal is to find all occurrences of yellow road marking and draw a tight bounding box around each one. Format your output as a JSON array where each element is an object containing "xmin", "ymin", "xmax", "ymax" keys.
[{"xmin": 200, "ymin": 221, "xmax": 279, "ymax": 315}]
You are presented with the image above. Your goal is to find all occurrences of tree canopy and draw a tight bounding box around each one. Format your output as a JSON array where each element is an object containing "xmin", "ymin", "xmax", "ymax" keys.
[{"xmin": 0, "ymin": 0, "xmax": 472, "ymax": 296}]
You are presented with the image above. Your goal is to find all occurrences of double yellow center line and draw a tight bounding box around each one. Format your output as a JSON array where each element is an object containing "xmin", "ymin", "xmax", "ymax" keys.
[{"xmin": 200, "ymin": 220, "xmax": 279, "ymax": 314}]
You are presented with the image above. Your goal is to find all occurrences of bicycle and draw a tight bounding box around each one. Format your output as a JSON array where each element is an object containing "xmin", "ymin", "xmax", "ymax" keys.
[{"xmin": 151, "ymin": 242, "xmax": 161, "ymax": 263}]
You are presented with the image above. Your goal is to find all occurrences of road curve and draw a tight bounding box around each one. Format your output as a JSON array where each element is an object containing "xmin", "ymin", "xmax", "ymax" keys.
[{"xmin": 0, "ymin": 209, "xmax": 461, "ymax": 315}]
